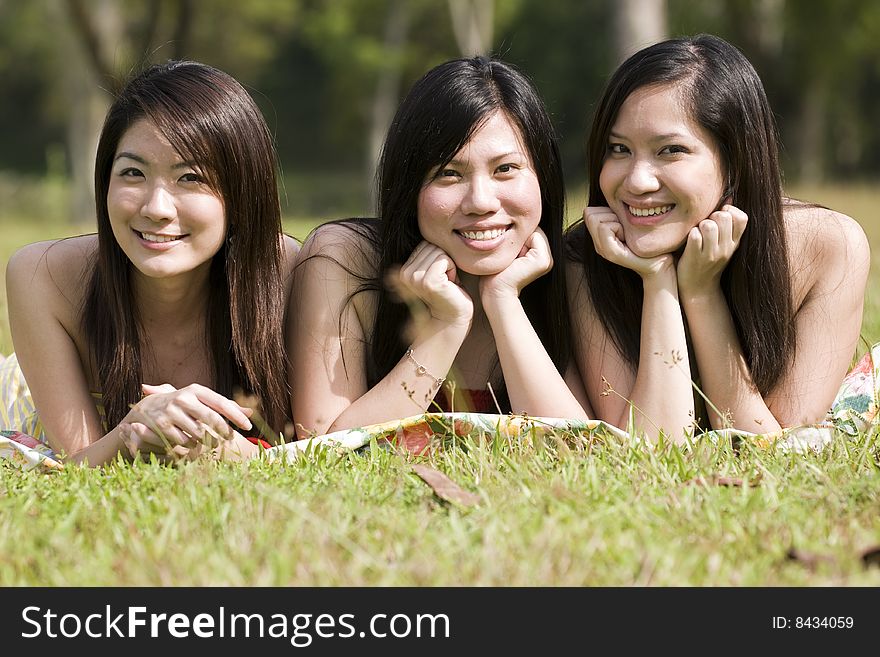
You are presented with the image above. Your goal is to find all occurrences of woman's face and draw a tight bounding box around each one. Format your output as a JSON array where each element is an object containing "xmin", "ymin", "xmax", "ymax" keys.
[
  {"xmin": 417, "ymin": 111, "xmax": 542, "ymax": 276},
  {"xmin": 107, "ymin": 119, "xmax": 227, "ymax": 281},
  {"xmin": 599, "ymin": 82, "xmax": 727, "ymax": 258}
]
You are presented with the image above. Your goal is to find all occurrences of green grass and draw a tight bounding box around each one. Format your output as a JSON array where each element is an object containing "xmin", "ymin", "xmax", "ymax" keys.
[
  {"xmin": 1, "ymin": 431, "xmax": 878, "ymax": 586},
  {"xmin": 0, "ymin": 183, "xmax": 879, "ymax": 586}
]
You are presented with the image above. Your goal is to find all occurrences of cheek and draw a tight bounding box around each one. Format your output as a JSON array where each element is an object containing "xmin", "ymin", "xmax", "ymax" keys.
[
  {"xmin": 416, "ymin": 189, "xmax": 454, "ymax": 234},
  {"xmin": 597, "ymin": 163, "xmax": 618, "ymax": 201},
  {"xmin": 508, "ymin": 177, "xmax": 542, "ymax": 230},
  {"xmin": 195, "ymin": 198, "xmax": 227, "ymax": 234},
  {"xmin": 107, "ymin": 185, "xmax": 135, "ymax": 216}
]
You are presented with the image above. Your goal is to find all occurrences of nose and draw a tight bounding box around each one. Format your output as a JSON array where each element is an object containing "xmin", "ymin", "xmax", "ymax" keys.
[
  {"xmin": 140, "ymin": 183, "xmax": 176, "ymax": 222},
  {"xmin": 623, "ymin": 158, "xmax": 661, "ymax": 195},
  {"xmin": 460, "ymin": 174, "xmax": 501, "ymax": 215}
]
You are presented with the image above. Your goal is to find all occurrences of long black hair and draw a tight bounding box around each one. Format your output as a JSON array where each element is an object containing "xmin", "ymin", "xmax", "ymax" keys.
[
  {"xmin": 84, "ymin": 60, "xmax": 290, "ymax": 435},
  {"xmin": 568, "ymin": 34, "xmax": 794, "ymax": 395},
  {"xmin": 334, "ymin": 56, "xmax": 570, "ymax": 409}
]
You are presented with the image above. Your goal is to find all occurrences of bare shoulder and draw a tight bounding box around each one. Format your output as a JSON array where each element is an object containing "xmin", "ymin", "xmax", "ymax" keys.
[
  {"xmin": 783, "ymin": 201, "xmax": 870, "ymax": 303},
  {"xmin": 282, "ymin": 233, "xmax": 301, "ymax": 257},
  {"xmin": 295, "ymin": 220, "xmax": 379, "ymax": 280},
  {"xmin": 784, "ymin": 201, "xmax": 869, "ymax": 263},
  {"xmin": 6, "ymin": 235, "xmax": 97, "ymax": 309},
  {"xmin": 281, "ymin": 233, "xmax": 301, "ymax": 272}
]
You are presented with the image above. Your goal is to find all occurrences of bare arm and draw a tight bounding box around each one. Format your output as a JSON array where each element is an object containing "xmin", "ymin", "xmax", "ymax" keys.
[
  {"xmin": 7, "ymin": 240, "xmax": 123, "ymax": 464},
  {"xmin": 681, "ymin": 206, "xmax": 869, "ymax": 430},
  {"xmin": 288, "ymin": 225, "xmax": 471, "ymax": 438},
  {"xmin": 8, "ymin": 239, "xmax": 255, "ymax": 466},
  {"xmin": 575, "ymin": 209, "xmax": 695, "ymax": 442},
  {"xmin": 480, "ymin": 229, "xmax": 590, "ymax": 419}
]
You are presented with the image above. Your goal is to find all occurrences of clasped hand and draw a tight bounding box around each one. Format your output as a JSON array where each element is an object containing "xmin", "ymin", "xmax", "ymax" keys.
[
  {"xmin": 388, "ymin": 230, "xmax": 552, "ymax": 327},
  {"xmin": 585, "ymin": 204, "xmax": 748, "ymax": 289},
  {"xmin": 479, "ymin": 228, "xmax": 553, "ymax": 300},
  {"xmin": 118, "ymin": 383, "xmax": 253, "ymax": 462},
  {"xmin": 676, "ymin": 204, "xmax": 748, "ymax": 295},
  {"xmin": 389, "ymin": 241, "xmax": 474, "ymax": 328}
]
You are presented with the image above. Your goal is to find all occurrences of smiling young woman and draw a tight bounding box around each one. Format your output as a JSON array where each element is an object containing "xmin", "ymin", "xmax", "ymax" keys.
[
  {"xmin": 288, "ymin": 56, "xmax": 591, "ymax": 438},
  {"xmin": 566, "ymin": 34, "xmax": 870, "ymax": 441},
  {"xmin": 3, "ymin": 61, "xmax": 298, "ymax": 465}
]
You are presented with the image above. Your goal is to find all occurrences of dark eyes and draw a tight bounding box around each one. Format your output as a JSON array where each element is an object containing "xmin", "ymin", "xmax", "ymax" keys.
[
  {"xmin": 116, "ymin": 168, "xmax": 204, "ymax": 183},
  {"xmin": 607, "ymin": 143, "xmax": 688, "ymax": 155},
  {"xmin": 433, "ymin": 164, "xmax": 518, "ymax": 180}
]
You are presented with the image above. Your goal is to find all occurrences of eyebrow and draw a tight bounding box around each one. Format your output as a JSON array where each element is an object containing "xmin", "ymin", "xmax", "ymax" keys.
[
  {"xmin": 445, "ymin": 151, "xmax": 527, "ymax": 166},
  {"xmin": 609, "ymin": 131, "xmax": 689, "ymax": 142},
  {"xmin": 113, "ymin": 152, "xmax": 197, "ymax": 169}
]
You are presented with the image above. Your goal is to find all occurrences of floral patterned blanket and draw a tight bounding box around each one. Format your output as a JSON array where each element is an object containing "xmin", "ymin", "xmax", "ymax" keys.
[{"xmin": 4, "ymin": 343, "xmax": 879, "ymax": 472}]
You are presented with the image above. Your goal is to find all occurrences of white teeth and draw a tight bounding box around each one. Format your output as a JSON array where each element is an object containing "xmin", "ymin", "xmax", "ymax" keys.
[
  {"xmin": 139, "ymin": 231, "xmax": 183, "ymax": 243},
  {"xmin": 460, "ymin": 228, "xmax": 507, "ymax": 240},
  {"xmin": 628, "ymin": 204, "xmax": 673, "ymax": 217}
]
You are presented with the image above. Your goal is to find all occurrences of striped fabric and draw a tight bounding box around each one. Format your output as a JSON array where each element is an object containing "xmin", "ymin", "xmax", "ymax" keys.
[{"xmin": 0, "ymin": 352, "xmax": 106, "ymax": 446}]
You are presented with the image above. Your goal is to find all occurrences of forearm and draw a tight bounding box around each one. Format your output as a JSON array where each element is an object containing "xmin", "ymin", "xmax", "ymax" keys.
[
  {"xmin": 483, "ymin": 296, "xmax": 589, "ymax": 420},
  {"xmin": 325, "ymin": 319, "xmax": 469, "ymax": 433},
  {"xmin": 64, "ymin": 427, "xmax": 127, "ymax": 467},
  {"xmin": 626, "ymin": 272, "xmax": 695, "ymax": 442},
  {"xmin": 682, "ymin": 291, "xmax": 780, "ymax": 433}
]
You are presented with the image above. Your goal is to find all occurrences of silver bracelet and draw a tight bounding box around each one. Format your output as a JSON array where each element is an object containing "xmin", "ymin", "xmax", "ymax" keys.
[{"xmin": 405, "ymin": 348, "xmax": 446, "ymax": 389}]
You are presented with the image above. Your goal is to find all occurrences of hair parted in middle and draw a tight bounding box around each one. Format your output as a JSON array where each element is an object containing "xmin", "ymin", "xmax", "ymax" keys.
[{"xmin": 569, "ymin": 33, "xmax": 794, "ymax": 396}]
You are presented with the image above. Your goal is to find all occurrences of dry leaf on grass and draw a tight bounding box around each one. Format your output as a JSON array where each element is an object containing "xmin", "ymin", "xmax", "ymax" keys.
[
  {"xmin": 786, "ymin": 547, "xmax": 834, "ymax": 571},
  {"xmin": 860, "ymin": 545, "xmax": 880, "ymax": 569},
  {"xmin": 411, "ymin": 465, "xmax": 481, "ymax": 507}
]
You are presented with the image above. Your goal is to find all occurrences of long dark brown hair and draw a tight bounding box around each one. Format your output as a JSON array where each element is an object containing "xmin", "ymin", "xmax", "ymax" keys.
[
  {"xmin": 568, "ymin": 34, "xmax": 794, "ymax": 395},
  {"xmin": 84, "ymin": 60, "xmax": 290, "ymax": 435}
]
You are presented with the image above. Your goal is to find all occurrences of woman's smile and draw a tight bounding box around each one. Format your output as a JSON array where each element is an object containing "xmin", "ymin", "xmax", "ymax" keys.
[{"xmin": 417, "ymin": 111, "xmax": 541, "ymax": 275}]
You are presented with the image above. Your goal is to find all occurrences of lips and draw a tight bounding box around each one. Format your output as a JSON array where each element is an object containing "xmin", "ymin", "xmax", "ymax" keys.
[
  {"xmin": 456, "ymin": 226, "xmax": 509, "ymax": 241},
  {"xmin": 625, "ymin": 203, "xmax": 674, "ymax": 226},
  {"xmin": 134, "ymin": 229, "xmax": 186, "ymax": 243},
  {"xmin": 627, "ymin": 204, "xmax": 674, "ymax": 217}
]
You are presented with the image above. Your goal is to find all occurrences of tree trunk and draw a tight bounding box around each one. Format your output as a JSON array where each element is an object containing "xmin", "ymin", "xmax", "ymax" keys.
[
  {"xmin": 53, "ymin": 0, "xmax": 121, "ymax": 224},
  {"xmin": 366, "ymin": 0, "xmax": 411, "ymax": 209},
  {"xmin": 448, "ymin": 0, "xmax": 494, "ymax": 57},
  {"xmin": 613, "ymin": 0, "xmax": 668, "ymax": 64},
  {"xmin": 58, "ymin": 0, "xmax": 192, "ymax": 223}
]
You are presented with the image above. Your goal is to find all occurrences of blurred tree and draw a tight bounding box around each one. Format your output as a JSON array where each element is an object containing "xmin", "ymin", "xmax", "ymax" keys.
[
  {"xmin": 449, "ymin": 0, "xmax": 494, "ymax": 56},
  {"xmin": 613, "ymin": 0, "xmax": 668, "ymax": 63},
  {"xmin": 1, "ymin": 0, "xmax": 879, "ymax": 226},
  {"xmin": 781, "ymin": 0, "xmax": 880, "ymax": 182},
  {"xmin": 0, "ymin": 1, "xmax": 66, "ymax": 175},
  {"xmin": 670, "ymin": 0, "xmax": 880, "ymax": 183}
]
